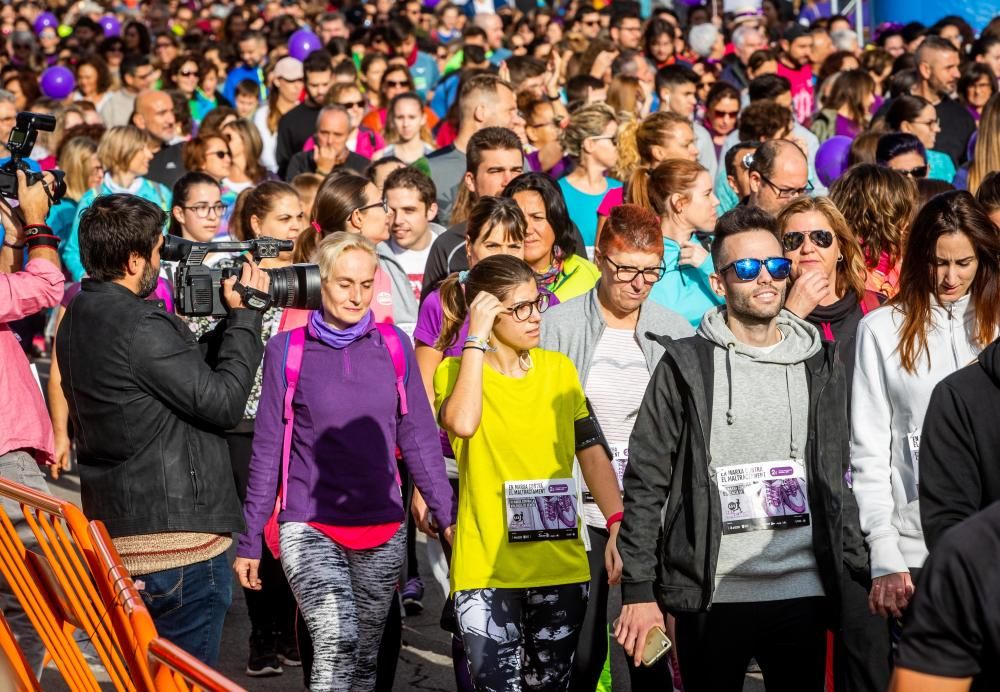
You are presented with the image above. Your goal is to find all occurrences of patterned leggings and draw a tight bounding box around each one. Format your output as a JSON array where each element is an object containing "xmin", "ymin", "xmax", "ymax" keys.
[
  {"xmin": 279, "ymin": 522, "xmax": 405, "ymax": 692},
  {"xmin": 454, "ymin": 582, "xmax": 589, "ymax": 692}
]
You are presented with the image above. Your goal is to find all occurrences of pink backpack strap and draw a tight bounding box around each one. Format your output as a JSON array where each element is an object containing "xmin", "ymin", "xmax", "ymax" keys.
[
  {"xmin": 375, "ymin": 322, "xmax": 409, "ymax": 416},
  {"xmin": 280, "ymin": 327, "xmax": 306, "ymax": 509}
]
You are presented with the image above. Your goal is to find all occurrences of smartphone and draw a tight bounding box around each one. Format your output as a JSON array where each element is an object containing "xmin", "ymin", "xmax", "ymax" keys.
[{"xmin": 640, "ymin": 625, "xmax": 672, "ymax": 667}]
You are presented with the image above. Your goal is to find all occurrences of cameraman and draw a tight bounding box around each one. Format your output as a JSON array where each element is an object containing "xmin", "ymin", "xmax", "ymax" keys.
[
  {"xmin": 56, "ymin": 193, "xmax": 269, "ymax": 667},
  {"xmin": 0, "ymin": 169, "xmax": 62, "ymax": 678}
]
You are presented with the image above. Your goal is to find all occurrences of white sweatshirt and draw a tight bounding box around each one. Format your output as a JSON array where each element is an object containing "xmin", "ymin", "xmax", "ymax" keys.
[{"xmin": 850, "ymin": 294, "xmax": 983, "ymax": 577}]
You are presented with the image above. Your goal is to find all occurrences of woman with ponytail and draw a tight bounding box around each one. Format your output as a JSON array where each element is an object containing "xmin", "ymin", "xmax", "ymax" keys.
[
  {"xmin": 299, "ymin": 169, "xmax": 419, "ymax": 332},
  {"xmin": 596, "ymin": 111, "xmax": 701, "ymax": 243},
  {"xmin": 433, "ymin": 253, "xmax": 624, "ymax": 691},
  {"xmin": 628, "ymin": 158, "xmax": 723, "ymax": 328}
]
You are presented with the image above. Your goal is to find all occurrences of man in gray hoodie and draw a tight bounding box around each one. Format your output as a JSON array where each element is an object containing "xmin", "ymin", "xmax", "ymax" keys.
[{"xmin": 615, "ymin": 206, "xmax": 851, "ymax": 692}]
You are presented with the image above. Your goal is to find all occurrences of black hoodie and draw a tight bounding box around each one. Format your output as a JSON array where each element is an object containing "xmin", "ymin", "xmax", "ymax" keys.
[{"xmin": 920, "ymin": 337, "xmax": 1000, "ymax": 551}]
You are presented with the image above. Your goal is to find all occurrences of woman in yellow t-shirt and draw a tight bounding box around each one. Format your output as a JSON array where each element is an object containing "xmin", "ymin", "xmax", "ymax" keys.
[{"xmin": 433, "ymin": 254, "xmax": 624, "ymax": 691}]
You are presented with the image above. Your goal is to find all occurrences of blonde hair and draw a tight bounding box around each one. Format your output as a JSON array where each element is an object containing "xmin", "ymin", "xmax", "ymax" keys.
[
  {"xmin": 776, "ymin": 196, "xmax": 868, "ymax": 302},
  {"xmin": 314, "ymin": 231, "xmax": 379, "ymax": 280},
  {"xmin": 607, "ymin": 75, "xmax": 644, "ymax": 117},
  {"xmin": 559, "ymin": 102, "xmax": 617, "ymax": 159},
  {"xmin": 617, "ymin": 110, "xmax": 692, "ymax": 181},
  {"xmin": 97, "ymin": 125, "xmax": 152, "ymax": 176},
  {"xmin": 58, "ymin": 136, "xmax": 98, "ymax": 202},
  {"xmin": 968, "ymin": 93, "xmax": 1000, "ymax": 194}
]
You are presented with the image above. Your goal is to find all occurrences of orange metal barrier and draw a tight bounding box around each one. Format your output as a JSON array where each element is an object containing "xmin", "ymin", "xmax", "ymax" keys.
[
  {"xmin": 0, "ymin": 610, "xmax": 40, "ymax": 691},
  {"xmin": 148, "ymin": 638, "xmax": 246, "ymax": 692}
]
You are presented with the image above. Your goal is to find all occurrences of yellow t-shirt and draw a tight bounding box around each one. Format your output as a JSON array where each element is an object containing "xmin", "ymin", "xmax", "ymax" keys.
[{"xmin": 434, "ymin": 348, "xmax": 592, "ymax": 592}]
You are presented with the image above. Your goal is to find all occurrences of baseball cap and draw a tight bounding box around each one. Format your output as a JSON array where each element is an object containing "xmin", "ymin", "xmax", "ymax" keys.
[{"xmin": 273, "ymin": 57, "xmax": 304, "ymax": 81}]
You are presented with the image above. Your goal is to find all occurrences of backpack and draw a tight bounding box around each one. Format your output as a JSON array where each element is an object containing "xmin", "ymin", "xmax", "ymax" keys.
[{"xmin": 262, "ymin": 322, "xmax": 410, "ymax": 558}]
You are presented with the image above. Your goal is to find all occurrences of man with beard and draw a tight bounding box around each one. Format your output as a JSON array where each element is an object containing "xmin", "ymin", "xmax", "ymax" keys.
[
  {"xmin": 748, "ymin": 139, "xmax": 812, "ymax": 216},
  {"xmin": 913, "ymin": 36, "xmax": 974, "ymax": 166},
  {"xmin": 55, "ymin": 194, "xmax": 269, "ymax": 667},
  {"xmin": 776, "ymin": 25, "xmax": 815, "ymax": 125},
  {"xmin": 615, "ymin": 205, "xmax": 850, "ymax": 692}
]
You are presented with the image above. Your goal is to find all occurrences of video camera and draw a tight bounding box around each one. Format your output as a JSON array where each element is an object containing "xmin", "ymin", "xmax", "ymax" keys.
[
  {"xmin": 161, "ymin": 235, "xmax": 322, "ymax": 318},
  {"xmin": 0, "ymin": 112, "xmax": 66, "ymax": 202}
]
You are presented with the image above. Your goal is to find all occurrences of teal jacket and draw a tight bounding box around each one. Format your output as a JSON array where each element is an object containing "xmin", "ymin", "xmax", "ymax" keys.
[
  {"xmin": 62, "ymin": 178, "xmax": 171, "ymax": 281},
  {"xmin": 647, "ymin": 234, "xmax": 724, "ymax": 329}
]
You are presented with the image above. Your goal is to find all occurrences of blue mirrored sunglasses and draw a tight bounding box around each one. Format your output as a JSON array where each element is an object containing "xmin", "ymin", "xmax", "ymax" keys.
[{"xmin": 719, "ymin": 257, "xmax": 792, "ymax": 282}]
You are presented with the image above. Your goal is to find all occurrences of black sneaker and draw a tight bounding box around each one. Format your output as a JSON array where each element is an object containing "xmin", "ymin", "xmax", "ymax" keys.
[
  {"xmin": 246, "ymin": 635, "xmax": 283, "ymax": 677},
  {"xmin": 276, "ymin": 637, "xmax": 302, "ymax": 667}
]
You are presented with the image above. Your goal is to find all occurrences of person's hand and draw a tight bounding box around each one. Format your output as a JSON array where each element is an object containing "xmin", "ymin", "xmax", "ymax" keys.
[
  {"xmin": 233, "ymin": 557, "xmax": 262, "ymax": 590},
  {"xmin": 605, "ymin": 522, "xmax": 623, "ymax": 585},
  {"xmin": 50, "ymin": 432, "xmax": 71, "ymax": 479},
  {"xmin": 498, "ymin": 60, "xmax": 512, "ymax": 84},
  {"xmin": 678, "ymin": 239, "xmax": 709, "ymax": 268},
  {"xmin": 545, "ymin": 51, "xmax": 563, "ymax": 98},
  {"xmin": 410, "ymin": 489, "xmax": 439, "ymax": 539},
  {"xmin": 16, "ymin": 169, "xmax": 55, "ymax": 226},
  {"xmin": 615, "ymin": 602, "xmax": 666, "ymax": 668},
  {"xmin": 783, "ymin": 270, "xmax": 832, "ymax": 318},
  {"xmin": 314, "ymin": 142, "xmax": 342, "ymax": 175},
  {"xmin": 442, "ymin": 524, "xmax": 455, "ymax": 546},
  {"xmin": 222, "ymin": 260, "xmax": 271, "ymax": 311},
  {"xmin": 590, "ymin": 50, "xmax": 619, "ymax": 79},
  {"xmin": 869, "ymin": 572, "xmax": 914, "ymax": 618},
  {"xmin": 466, "ymin": 290, "xmax": 504, "ymax": 341}
]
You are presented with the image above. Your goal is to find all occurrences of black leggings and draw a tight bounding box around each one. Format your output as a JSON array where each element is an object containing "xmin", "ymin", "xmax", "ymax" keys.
[
  {"xmin": 455, "ymin": 582, "xmax": 589, "ymax": 692},
  {"xmin": 226, "ymin": 431, "xmax": 296, "ymax": 643},
  {"xmin": 675, "ymin": 596, "xmax": 828, "ymax": 692},
  {"xmin": 835, "ymin": 567, "xmax": 891, "ymax": 692},
  {"xmin": 570, "ymin": 525, "xmax": 672, "ymax": 691}
]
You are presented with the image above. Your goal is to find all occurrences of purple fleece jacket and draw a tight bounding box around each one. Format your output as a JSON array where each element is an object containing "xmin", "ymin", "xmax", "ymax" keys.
[{"xmin": 237, "ymin": 326, "xmax": 454, "ymax": 559}]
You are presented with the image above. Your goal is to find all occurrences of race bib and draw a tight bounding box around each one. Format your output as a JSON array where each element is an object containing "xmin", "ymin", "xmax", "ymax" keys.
[
  {"xmin": 907, "ymin": 432, "xmax": 920, "ymax": 483},
  {"xmin": 718, "ymin": 460, "xmax": 811, "ymax": 535},
  {"xmin": 505, "ymin": 478, "xmax": 578, "ymax": 543}
]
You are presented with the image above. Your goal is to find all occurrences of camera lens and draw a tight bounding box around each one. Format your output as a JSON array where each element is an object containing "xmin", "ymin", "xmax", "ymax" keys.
[{"xmin": 265, "ymin": 264, "xmax": 323, "ymax": 310}]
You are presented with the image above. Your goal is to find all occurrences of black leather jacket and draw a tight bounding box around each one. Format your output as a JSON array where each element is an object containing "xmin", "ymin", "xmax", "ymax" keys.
[{"xmin": 56, "ymin": 280, "xmax": 264, "ymax": 538}]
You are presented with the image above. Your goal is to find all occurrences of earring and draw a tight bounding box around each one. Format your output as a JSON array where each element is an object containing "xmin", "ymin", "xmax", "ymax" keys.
[{"xmin": 837, "ymin": 254, "xmax": 844, "ymax": 262}]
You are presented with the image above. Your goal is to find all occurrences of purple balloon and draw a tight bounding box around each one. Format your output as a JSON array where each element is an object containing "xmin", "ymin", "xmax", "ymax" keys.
[
  {"xmin": 34, "ymin": 12, "xmax": 58, "ymax": 35},
  {"xmin": 815, "ymin": 135, "xmax": 853, "ymax": 188},
  {"xmin": 99, "ymin": 15, "xmax": 121, "ymax": 37},
  {"xmin": 287, "ymin": 29, "xmax": 321, "ymax": 62},
  {"xmin": 40, "ymin": 66, "xmax": 75, "ymax": 100}
]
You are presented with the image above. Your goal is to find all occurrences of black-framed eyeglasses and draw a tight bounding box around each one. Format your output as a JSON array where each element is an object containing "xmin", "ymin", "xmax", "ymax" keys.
[
  {"xmin": 504, "ymin": 293, "xmax": 551, "ymax": 321},
  {"xmin": 781, "ymin": 229, "xmax": 834, "ymax": 252},
  {"xmin": 759, "ymin": 174, "xmax": 813, "ymax": 199},
  {"xmin": 528, "ymin": 118, "xmax": 561, "ymax": 129},
  {"xmin": 357, "ymin": 198, "xmax": 389, "ymax": 214},
  {"xmin": 588, "ymin": 133, "xmax": 619, "ymax": 146},
  {"xmin": 604, "ymin": 256, "xmax": 665, "ymax": 284},
  {"xmin": 183, "ymin": 202, "xmax": 229, "ymax": 218},
  {"xmin": 895, "ymin": 165, "xmax": 928, "ymax": 179},
  {"xmin": 719, "ymin": 257, "xmax": 792, "ymax": 282}
]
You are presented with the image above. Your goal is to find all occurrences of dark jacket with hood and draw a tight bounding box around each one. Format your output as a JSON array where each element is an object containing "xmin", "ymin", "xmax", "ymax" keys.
[
  {"xmin": 920, "ymin": 337, "xmax": 1000, "ymax": 552},
  {"xmin": 619, "ymin": 309, "xmax": 853, "ymax": 616}
]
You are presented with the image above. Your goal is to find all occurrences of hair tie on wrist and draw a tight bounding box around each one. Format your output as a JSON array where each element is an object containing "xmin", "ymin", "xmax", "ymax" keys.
[{"xmin": 458, "ymin": 270, "xmax": 470, "ymax": 284}]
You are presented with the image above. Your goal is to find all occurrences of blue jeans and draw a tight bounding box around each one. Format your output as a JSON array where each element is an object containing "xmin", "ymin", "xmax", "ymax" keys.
[{"xmin": 136, "ymin": 550, "xmax": 232, "ymax": 667}]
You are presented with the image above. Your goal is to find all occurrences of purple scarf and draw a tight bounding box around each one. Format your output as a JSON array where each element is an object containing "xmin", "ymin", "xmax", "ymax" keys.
[{"xmin": 308, "ymin": 308, "xmax": 374, "ymax": 348}]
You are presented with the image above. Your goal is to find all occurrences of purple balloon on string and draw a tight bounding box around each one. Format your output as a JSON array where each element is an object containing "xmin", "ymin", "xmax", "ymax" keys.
[
  {"xmin": 34, "ymin": 12, "xmax": 58, "ymax": 35},
  {"xmin": 99, "ymin": 15, "xmax": 122, "ymax": 37},
  {"xmin": 287, "ymin": 29, "xmax": 322, "ymax": 61},
  {"xmin": 40, "ymin": 66, "xmax": 75, "ymax": 100},
  {"xmin": 815, "ymin": 135, "xmax": 853, "ymax": 187}
]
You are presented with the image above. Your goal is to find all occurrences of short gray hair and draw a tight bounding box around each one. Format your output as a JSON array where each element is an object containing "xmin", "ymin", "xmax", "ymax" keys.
[
  {"xmin": 688, "ymin": 23, "xmax": 719, "ymax": 58},
  {"xmin": 830, "ymin": 29, "xmax": 858, "ymax": 52},
  {"xmin": 732, "ymin": 25, "xmax": 762, "ymax": 49},
  {"xmin": 316, "ymin": 104, "xmax": 349, "ymax": 128}
]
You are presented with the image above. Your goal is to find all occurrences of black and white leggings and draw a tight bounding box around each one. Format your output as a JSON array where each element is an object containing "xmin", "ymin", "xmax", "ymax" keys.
[
  {"xmin": 454, "ymin": 582, "xmax": 589, "ymax": 692},
  {"xmin": 279, "ymin": 522, "xmax": 405, "ymax": 692}
]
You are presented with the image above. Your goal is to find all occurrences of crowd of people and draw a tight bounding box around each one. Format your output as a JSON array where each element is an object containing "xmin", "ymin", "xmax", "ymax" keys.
[{"xmin": 2, "ymin": 1, "xmax": 1000, "ymax": 691}]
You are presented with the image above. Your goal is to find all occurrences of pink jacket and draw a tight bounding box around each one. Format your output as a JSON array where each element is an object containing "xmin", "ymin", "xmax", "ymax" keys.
[{"xmin": 0, "ymin": 257, "xmax": 63, "ymax": 464}]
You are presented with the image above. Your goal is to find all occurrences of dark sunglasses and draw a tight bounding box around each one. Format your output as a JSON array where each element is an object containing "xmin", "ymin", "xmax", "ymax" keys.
[
  {"xmin": 719, "ymin": 257, "xmax": 792, "ymax": 281},
  {"xmin": 712, "ymin": 108, "xmax": 739, "ymax": 119},
  {"xmin": 178, "ymin": 69, "xmax": 199, "ymax": 78},
  {"xmin": 384, "ymin": 79, "xmax": 410, "ymax": 88},
  {"xmin": 340, "ymin": 99, "xmax": 365, "ymax": 108},
  {"xmin": 896, "ymin": 165, "xmax": 928, "ymax": 179},
  {"xmin": 781, "ymin": 229, "xmax": 834, "ymax": 252},
  {"xmin": 504, "ymin": 292, "xmax": 551, "ymax": 321},
  {"xmin": 206, "ymin": 150, "xmax": 231, "ymax": 159}
]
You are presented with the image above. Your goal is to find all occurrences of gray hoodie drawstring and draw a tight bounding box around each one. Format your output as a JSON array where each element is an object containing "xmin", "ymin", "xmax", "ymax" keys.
[
  {"xmin": 726, "ymin": 342, "xmax": 736, "ymax": 425},
  {"xmin": 786, "ymin": 365, "xmax": 799, "ymax": 460}
]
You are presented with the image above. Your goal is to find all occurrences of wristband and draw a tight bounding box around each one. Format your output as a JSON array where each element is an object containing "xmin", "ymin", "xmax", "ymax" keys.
[
  {"xmin": 25, "ymin": 234, "xmax": 60, "ymax": 249},
  {"xmin": 3, "ymin": 238, "xmax": 24, "ymax": 249},
  {"xmin": 606, "ymin": 511, "xmax": 623, "ymax": 531},
  {"xmin": 462, "ymin": 345, "xmax": 487, "ymax": 353},
  {"xmin": 463, "ymin": 335, "xmax": 495, "ymax": 352}
]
